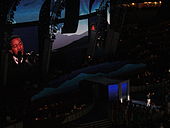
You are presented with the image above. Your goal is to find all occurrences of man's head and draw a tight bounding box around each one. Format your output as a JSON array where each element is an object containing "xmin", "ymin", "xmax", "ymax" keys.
[{"xmin": 9, "ymin": 36, "xmax": 24, "ymax": 56}]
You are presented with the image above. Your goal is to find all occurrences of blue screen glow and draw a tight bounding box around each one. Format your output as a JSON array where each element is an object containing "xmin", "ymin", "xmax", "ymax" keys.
[
  {"xmin": 121, "ymin": 82, "xmax": 128, "ymax": 97},
  {"xmin": 108, "ymin": 84, "xmax": 119, "ymax": 101}
]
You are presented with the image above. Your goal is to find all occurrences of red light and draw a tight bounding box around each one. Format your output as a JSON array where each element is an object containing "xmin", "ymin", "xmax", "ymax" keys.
[{"xmin": 91, "ymin": 25, "xmax": 95, "ymax": 31}]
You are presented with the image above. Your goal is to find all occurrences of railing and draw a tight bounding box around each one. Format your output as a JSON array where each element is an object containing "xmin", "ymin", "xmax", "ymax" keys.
[
  {"xmin": 62, "ymin": 103, "xmax": 95, "ymax": 124},
  {"xmin": 72, "ymin": 119, "xmax": 113, "ymax": 128}
]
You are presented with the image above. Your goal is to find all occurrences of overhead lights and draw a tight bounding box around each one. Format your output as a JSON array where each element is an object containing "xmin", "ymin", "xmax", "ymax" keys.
[{"xmin": 131, "ymin": 3, "xmax": 135, "ymax": 6}]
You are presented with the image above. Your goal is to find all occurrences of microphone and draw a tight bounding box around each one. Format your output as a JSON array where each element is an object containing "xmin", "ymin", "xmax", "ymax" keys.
[{"xmin": 18, "ymin": 51, "xmax": 22, "ymax": 64}]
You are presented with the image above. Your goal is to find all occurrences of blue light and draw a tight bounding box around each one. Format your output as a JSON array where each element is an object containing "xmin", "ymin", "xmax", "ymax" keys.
[
  {"xmin": 122, "ymin": 82, "xmax": 128, "ymax": 97},
  {"xmin": 108, "ymin": 84, "xmax": 119, "ymax": 101},
  {"xmin": 14, "ymin": 0, "xmax": 45, "ymax": 23},
  {"xmin": 80, "ymin": 0, "xmax": 103, "ymax": 15}
]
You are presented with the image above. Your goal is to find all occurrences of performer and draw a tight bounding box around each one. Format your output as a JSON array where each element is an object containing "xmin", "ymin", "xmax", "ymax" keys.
[
  {"xmin": 7, "ymin": 35, "xmax": 38, "ymax": 85},
  {"xmin": 8, "ymin": 35, "xmax": 37, "ymax": 66}
]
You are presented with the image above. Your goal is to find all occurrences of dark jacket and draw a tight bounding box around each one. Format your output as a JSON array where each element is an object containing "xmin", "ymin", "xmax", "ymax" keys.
[{"xmin": 7, "ymin": 52, "xmax": 39, "ymax": 86}]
